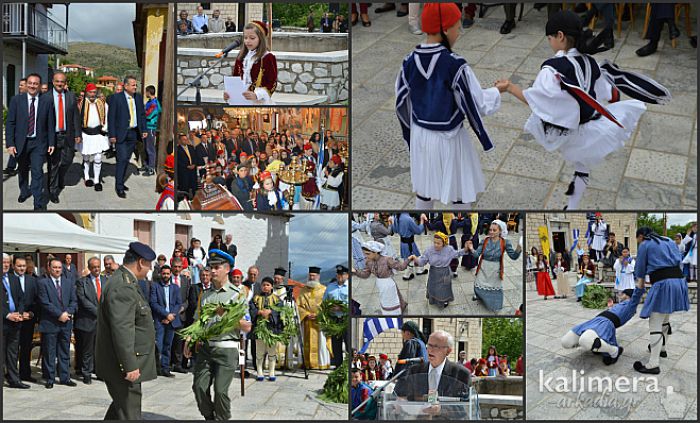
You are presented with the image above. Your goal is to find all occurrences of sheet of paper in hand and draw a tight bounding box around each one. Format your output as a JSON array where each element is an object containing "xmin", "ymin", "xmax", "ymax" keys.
[{"xmin": 224, "ymin": 76, "xmax": 254, "ymax": 105}]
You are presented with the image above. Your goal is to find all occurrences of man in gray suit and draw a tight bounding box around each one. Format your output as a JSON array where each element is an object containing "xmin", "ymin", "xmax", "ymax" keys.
[
  {"xmin": 46, "ymin": 71, "xmax": 81, "ymax": 204},
  {"xmin": 5, "ymin": 73, "xmax": 55, "ymax": 210},
  {"xmin": 74, "ymin": 257, "xmax": 102, "ymax": 384}
]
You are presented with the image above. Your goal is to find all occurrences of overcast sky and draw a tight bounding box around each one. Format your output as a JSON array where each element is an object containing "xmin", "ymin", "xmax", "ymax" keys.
[
  {"xmin": 49, "ymin": 3, "xmax": 136, "ymax": 49},
  {"xmin": 288, "ymin": 214, "xmax": 348, "ymax": 279},
  {"xmin": 649, "ymin": 213, "xmax": 697, "ymax": 227}
]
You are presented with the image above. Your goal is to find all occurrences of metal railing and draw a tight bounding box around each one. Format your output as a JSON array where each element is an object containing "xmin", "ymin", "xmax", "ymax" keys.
[{"xmin": 2, "ymin": 3, "xmax": 68, "ymax": 51}]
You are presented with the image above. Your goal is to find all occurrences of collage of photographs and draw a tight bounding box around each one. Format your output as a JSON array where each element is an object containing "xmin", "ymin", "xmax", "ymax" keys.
[{"xmin": 0, "ymin": 1, "xmax": 696, "ymax": 422}]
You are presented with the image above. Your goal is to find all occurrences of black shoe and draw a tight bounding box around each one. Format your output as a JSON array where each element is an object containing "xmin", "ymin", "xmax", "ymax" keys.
[
  {"xmin": 18, "ymin": 194, "xmax": 31, "ymax": 203},
  {"xmin": 402, "ymin": 273, "xmax": 415, "ymax": 281},
  {"xmin": 117, "ymin": 190, "xmax": 127, "ymax": 198},
  {"xmin": 123, "ymin": 185, "xmax": 130, "ymax": 191},
  {"xmin": 61, "ymin": 380, "xmax": 77, "ymax": 387},
  {"xmin": 9, "ymin": 382, "xmax": 30, "ymax": 389},
  {"xmin": 668, "ymin": 22, "xmax": 680, "ymax": 40},
  {"xmin": 172, "ymin": 366, "xmax": 187, "ymax": 374},
  {"xmin": 500, "ymin": 20, "xmax": 515, "ymax": 35},
  {"xmin": 691, "ymin": 36, "xmax": 697, "ymax": 48},
  {"xmin": 648, "ymin": 344, "xmax": 668, "ymax": 358},
  {"xmin": 94, "ymin": 183, "xmax": 103, "ymax": 192},
  {"xmin": 577, "ymin": 297, "xmax": 582, "ymax": 302},
  {"xmin": 49, "ymin": 195, "xmax": 60, "ymax": 204},
  {"xmin": 633, "ymin": 360, "xmax": 660, "ymax": 374},
  {"xmin": 4, "ymin": 168, "xmax": 17, "ymax": 176},
  {"xmin": 82, "ymin": 376, "xmax": 92, "ymax": 385},
  {"xmin": 472, "ymin": 295, "xmax": 479, "ymax": 301},
  {"xmin": 603, "ymin": 346, "xmax": 623, "ymax": 365},
  {"xmin": 163, "ymin": 370, "xmax": 175, "ymax": 378},
  {"xmin": 34, "ymin": 205, "xmax": 47, "ymax": 211},
  {"xmin": 21, "ymin": 376, "xmax": 37, "ymax": 383},
  {"xmin": 45, "ymin": 382, "xmax": 54, "ymax": 389},
  {"xmin": 396, "ymin": 10, "xmax": 408, "ymax": 17},
  {"xmin": 375, "ymin": 3, "xmax": 395, "ymax": 13},
  {"xmin": 85, "ymin": 180, "xmax": 94, "ymax": 187},
  {"xmin": 635, "ymin": 41, "xmax": 658, "ymax": 57}
]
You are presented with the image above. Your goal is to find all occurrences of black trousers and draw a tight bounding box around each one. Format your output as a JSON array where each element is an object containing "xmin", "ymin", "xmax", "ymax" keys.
[
  {"xmin": 18, "ymin": 317, "xmax": 36, "ymax": 379},
  {"xmin": 104, "ymin": 378, "xmax": 142, "ymax": 420},
  {"xmin": 3, "ymin": 323, "xmax": 21, "ymax": 385},
  {"xmin": 16, "ymin": 138, "xmax": 47, "ymax": 209},
  {"xmin": 74, "ymin": 328, "xmax": 96, "ymax": 378},
  {"xmin": 47, "ymin": 133, "xmax": 74, "ymax": 196},
  {"xmin": 171, "ymin": 332, "xmax": 186, "ymax": 369},
  {"xmin": 330, "ymin": 327, "xmax": 350, "ymax": 367}
]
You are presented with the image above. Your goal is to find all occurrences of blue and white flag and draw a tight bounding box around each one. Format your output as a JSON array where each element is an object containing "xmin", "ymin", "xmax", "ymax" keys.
[
  {"xmin": 359, "ymin": 317, "xmax": 403, "ymax": 354},
  {"xmin": 314, "ymin": 133, "xmax": 326, "ymax": 209},
  {"xmin": 569, "ymin": 228, "xmax": 580, "ymax": 256}
]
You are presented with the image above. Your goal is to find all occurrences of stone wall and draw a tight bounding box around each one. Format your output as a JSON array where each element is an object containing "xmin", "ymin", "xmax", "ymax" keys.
[
  {"xmin": 480, "ymin": 403, "xmax": 524, "ymax": 420},
  {"xmin": 177, "ymin": 48, "xmax": 348, "ymax": 104},
  {"xmin": 526, "ymin": 213, "xmax": 638, "ymax": 256},
  {"xmin": 177, "ymin": 32, "xmax": 348, "ymax": 53}
]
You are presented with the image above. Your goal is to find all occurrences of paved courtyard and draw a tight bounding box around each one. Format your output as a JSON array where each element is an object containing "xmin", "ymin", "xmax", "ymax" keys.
[
  {"xmin": 352, "ymin": 4, "xmax": 697, "ymax": 210},
  {"xmin": 525, "ymin": 285, "xmax": 697, "ymax": 420},
  {"xmin": 352, "ymin": 230, "xmax": 522, "ymax": 315},
  {"xmin": 2, "ymin": 151, "xmax": 159, "ymax": 210},
  {"xmin": 2, "ymin": 365, "xmax": 346, "ymax": 420}
]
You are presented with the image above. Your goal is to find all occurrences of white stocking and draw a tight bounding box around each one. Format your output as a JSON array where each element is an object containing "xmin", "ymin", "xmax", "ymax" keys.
[
  {"xmin": 561, "ymin": 330, "xmax": 580, "ymax": 349},
  {"xmin": 566, "ymin": 164, "xmax": 590, "ymax": 210},
  {"xmin": 93, "ymin": 153, "xmax": 102, "ymax": 183},
  {"xmin": 580, "ymin": 329, "xmax": 619, "ymax": 357},
  {"xmin": 82, "ymin": 154, "xmax": 93, "ymax": 181},
  {"xmin": 647, "ymin": 312, "xmax": 667, "ymax": 368}
]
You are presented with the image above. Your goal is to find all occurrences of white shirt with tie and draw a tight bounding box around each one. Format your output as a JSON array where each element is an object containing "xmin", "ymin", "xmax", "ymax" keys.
[
  {"xmin": 52, "ymin": 88, "xmax": 67, "ymax": 132},
  {"xmin": 124, "ymin": 91, "xmax": 137, "ymax": 129},
  {"xmin": 428, "ymin": 358, "xmax": 447, "ymax": 391},
  {"xmin": 26, "ymin": 94, "xmax": 40, "ymax": 137},
  {"xmin": 91, "ymin": 274, "xmax": 101, "ymax": 296},
  {"xmin": 14, "ymin": 272, "xmax": 26, "ymax": 293}
]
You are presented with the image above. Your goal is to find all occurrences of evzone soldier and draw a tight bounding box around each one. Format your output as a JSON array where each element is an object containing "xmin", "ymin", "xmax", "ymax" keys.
[
  {"xmin": 250, "ymin": 277, "xmax": 283, "ymax": 381},
  {"xmin": 77, "ymin": 83, "xmax": 109, "ymax": 191}
]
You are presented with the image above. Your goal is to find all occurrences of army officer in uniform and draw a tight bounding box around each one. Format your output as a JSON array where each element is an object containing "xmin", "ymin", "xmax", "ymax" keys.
[
  {"xmin": 95, "ymin": 242, "xmax": 157, "ymax": 420},
  {"xmin": 185, "ymin": 249, "xmax": 252, "ymax": 421}
]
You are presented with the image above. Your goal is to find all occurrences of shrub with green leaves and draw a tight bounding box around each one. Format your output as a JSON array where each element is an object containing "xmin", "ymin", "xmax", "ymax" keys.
[{"xmin": 582, "ymin": 284, "xmax": 611, "ymax": 309}]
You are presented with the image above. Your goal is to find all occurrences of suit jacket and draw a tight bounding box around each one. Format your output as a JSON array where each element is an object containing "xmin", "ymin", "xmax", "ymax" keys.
[
  {"xmin": 138, "ymin": 279, "xmax": 152, "ymax": 302},
  {"xmin": 63, "ymin": 263, "xmax": 78, "ymax": 280},
  {"xmin": 3, "ymin": 273, "xmax": 26, "ymax": 322},
  {"xmin": 240, "ymin": 137, "xmax": 256, "ymax": 157},
  {"xmin": 15, "ymin": 273, "xmax": 38, "ymax": 316},
  {"xmin": 149, "ymin": 281, "xmax": 183, "ymax": 329},
  {"xmin": 170, "ymin": 274, "xmax": 191, "ymax": 322},
  {"xmin": 75, "ymin": 275, "xmax": 100, "ymax": 332},
  {"xmin": 177, "ymin": 144, "xmax": 199, "ymax": 193},
  {"xmin": 107, "ymin": 92, "xmax": 146, "ymax": 143},
  {"xmin": 394, "ymin": 360, "xmax": 471, "ymax": 401},
  {"xmin": 45, "ymin": 89, "xmax": 81, "ymax": 149},
  {"xmin": 5, "ymin": 92, "xmax": 56, "ymax": 156},
  {"xmin": 195, "ymin": 142, "xmax": 217, "ymax": 165},
  {"xmin": 95, "ymin": 266, "xmax": 157, "ymax": 383},
  {"xmin": 37, "ymin": 275, "xmax": 78, "ymax": 333}
]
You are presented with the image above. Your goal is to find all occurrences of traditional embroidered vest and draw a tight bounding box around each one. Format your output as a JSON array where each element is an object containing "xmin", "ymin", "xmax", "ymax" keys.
[
  {"xmin": 541, "ymin": 54, "xmax": 602, "ymax": 124},
  {"xmin": 475, "ymin": 237, "xmax": 506, "ymax": 280},
  {"xmin": 80, "ymin": 98, "xmax": 107, "ymax": 128}
]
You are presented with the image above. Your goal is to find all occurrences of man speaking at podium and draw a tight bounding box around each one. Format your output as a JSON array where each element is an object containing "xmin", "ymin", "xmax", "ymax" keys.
[{"xmin": 393, "ymin": 330, "xmax": 471, "ymax": 419}]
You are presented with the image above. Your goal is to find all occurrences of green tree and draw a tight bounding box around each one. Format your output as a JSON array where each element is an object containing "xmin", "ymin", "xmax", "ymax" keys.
[
  {"xmin": 481, "ymin": 318, "xmax": 523, "ymax": 368},
  {"xmin": 637, "ymin": 213, "xmax": 665, "ymax": 235},
  {"xmin": 270, "ymin": 3, "xmax": 349, "ymax": 27},
  {"xmin": 65, "ymin": 72, "xmax": 97, "ymax": 94}
]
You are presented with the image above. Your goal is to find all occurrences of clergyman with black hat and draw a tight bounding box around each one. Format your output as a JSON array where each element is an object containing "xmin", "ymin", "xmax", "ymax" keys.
[
  {"xmin": 323, "ymin": 264, "xmax": 349, "ymax": 368},
  {"xmin": 297, "ymin": 266, "xmax": 332, "ymax": 369},
  {"xmin": 95, "ymin": 242, "xmax": 157, "ymax": 420},
  {"xmin": 185, "ymin": 249, "xmax": 251, "ymax": 421}
]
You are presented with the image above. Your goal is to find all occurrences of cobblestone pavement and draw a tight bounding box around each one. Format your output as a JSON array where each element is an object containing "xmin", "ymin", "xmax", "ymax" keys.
[
  {"xmin": 352, "ymin": 230, "xmax": 523, "ymax": 315},
  {"xmin": 3, "ymin": 364, "xmax": 346, "ymax": 420},
  {"xmin": 2, "ymin": 151, "xmax": 159, "ymax": 210},
  {"xmin": 351, "ymin": 4, "xmax": 697, "ymax": 210},
  {"xmin": 525, "ymin": 284, "xmax": 697, "ymax": 420}
]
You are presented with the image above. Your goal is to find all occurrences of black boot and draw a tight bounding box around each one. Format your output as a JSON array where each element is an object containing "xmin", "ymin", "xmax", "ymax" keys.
[
  {"xmin": 500, "ymin": 20, "xmax": 516, "ymax": 34},
  {"xmin": 636, "ymin": 40, "xmax": 658, "ymax": 57}
]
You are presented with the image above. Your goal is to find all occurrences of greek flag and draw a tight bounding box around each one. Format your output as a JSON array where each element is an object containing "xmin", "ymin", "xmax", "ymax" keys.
[
  {"xmin": 314, "ymin": 133, "xmax": 325, "ymax": 209},
  {"xmin": 569, "ymin": 228, "xmax": 580, "ymax": 256},
  {"xmin": 359, "ymin": 317, "xmax": 403, "ymax": 354}
]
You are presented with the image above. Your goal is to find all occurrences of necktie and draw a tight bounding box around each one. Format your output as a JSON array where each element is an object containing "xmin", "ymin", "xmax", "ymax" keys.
[
  {"xmin": 95, "ymin": 276, "xmax": 101, "ymax": 301},
  {"xmin": 174, "ymin": 275, "xmax": 180, "ymax": 287},
  {"xmin": 128, "ymin": 95, "xmax": 136, "ymax": 128},
  {"xmin": 3, "ymin": 275, "xmax": 16, "ymax": 313},
  {"xmin": 429, "ymin": 368, "xmax": 438, "ymax": 391},
  {"xmin": 58, "ymin": 92, "xmax": 65, "ymax": 131},
  {"xmin": 55, "ymin": 278, "xmax": 62, "ymax": 303},
  {"xmin": 27, "ymin": 97, "xmax": 36, "ymax": 137},
  {"xmin": 183, "ymin": 146, "xmax": 193, "ymax": 164}
]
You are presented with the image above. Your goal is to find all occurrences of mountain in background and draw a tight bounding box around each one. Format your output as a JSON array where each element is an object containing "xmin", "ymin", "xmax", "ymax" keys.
[{"xmin": 56, "ymin": 42, "xmax": 140, "ymax": 80}]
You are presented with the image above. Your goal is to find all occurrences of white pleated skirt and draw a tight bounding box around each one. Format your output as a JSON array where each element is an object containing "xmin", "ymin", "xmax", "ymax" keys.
[
  {"xmin": 410, "ymin": 122, "xmax": 486, "ymax": 205},
  {"xmin": 80, "ymin": 133, "xmax": 110, "ymax": 155},
  {"xmin": 524, "ymin": 99, "xmax": 646, "ymax": 169}
]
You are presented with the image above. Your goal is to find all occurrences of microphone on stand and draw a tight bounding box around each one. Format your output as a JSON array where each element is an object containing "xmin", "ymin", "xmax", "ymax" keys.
[
  {"xmin": 396, "ymin": 357, "xmax": 424, "ymax": 365},
  {"xmin": 215, "ymin": 39, "xmax": 242, "ymax": 58}
]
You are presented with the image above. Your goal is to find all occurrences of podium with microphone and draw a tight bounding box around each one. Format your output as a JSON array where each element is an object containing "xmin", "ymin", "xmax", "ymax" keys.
[{"xmin": 177, "ymin": 39, "xmax": 241, "ymax": 105}]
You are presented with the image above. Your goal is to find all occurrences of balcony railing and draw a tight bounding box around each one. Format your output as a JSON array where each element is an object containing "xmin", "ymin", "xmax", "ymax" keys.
[{"xmin": 2, "ymin": 3, "xmax": 68, "ymax": 52}]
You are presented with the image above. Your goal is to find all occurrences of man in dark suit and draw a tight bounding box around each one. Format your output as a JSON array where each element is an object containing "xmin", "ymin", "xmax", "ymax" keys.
[
  {"xmin": 5, "ymin": 73, "xmax": 56, "ymax": 210},
  {"xmin": 240, "ymin": 130, "xmax": 257, "ymax": 157},
  {"xmin": 107, "ymin": 75, "xmax": 147, "ymax": 199},
  {"xmin": 195, "ymin": 133, "xmax": 217, "ymax": 165},
  {"xmin": 95, "ymin": 242, "xmax": 157, "ymax": 420},
  {"xmin": 394, "ymin": 330, "xmax": 471, "ymax": 418},
  {"xmin": 3, "ymin": 254, "xmax": 29, "ymax": 389},
  {"xmin": 63, "ymin": 253, "xmax": 78, "ymax": 280},
  {"xmin": 45, "ymin": 71, "xmax": 81, "ymax": 204},
  {"xmin": 37, "ymin": 257, "xmax": 78, "ymax": 388},
  {"xmin": 169, "ymin": 257, "xmax": 191, "ymax": 373},
  {"xmin": 149, "ymin": 265, "xmax": 182, "ymax": 377},
  {"xmin": 74, "ymin": 256, "xmax": 102, "ymax": 384},
  {"xmin": 12, "ymin": 256, "xmax": 40, "ymax": 383},
  {"xmin": 177, "ymin": 133, "xmax": 199, "ymax": 198}
]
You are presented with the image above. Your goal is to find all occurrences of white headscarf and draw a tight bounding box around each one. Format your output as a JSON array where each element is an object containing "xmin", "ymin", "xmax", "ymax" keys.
[
  {"xmin": 362, "ymin": 240, "xmax": 384, "ymax": 254},
  {"xmin": 492, "ymin": 219, "xmax": 508, "ymax": 238}
]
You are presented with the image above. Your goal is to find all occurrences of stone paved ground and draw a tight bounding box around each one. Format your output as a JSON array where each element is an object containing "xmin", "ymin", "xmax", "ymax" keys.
[
  {"xmin": 351, "ymin": 4, "xmax": 697, "ymax": 210},
  {"xmin": 352, "ymin": 230, "xmax": 522, "ymax": 315},
  {"xmin": 525, "ymin": 284, "xmax": 697, "ymax": 420},
  {"xmin": 2, "ymin": 151, "xmax": 159, "ymax": 210},
  {"xmin": 2, "ymin": 365, "xmax": 346, "ymax": 420}
]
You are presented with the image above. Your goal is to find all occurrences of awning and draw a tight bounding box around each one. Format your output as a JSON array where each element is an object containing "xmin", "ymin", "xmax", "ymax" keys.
[{"xmin": 3, "ymin": 213, "xmax": 136, "ymax": 253}]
